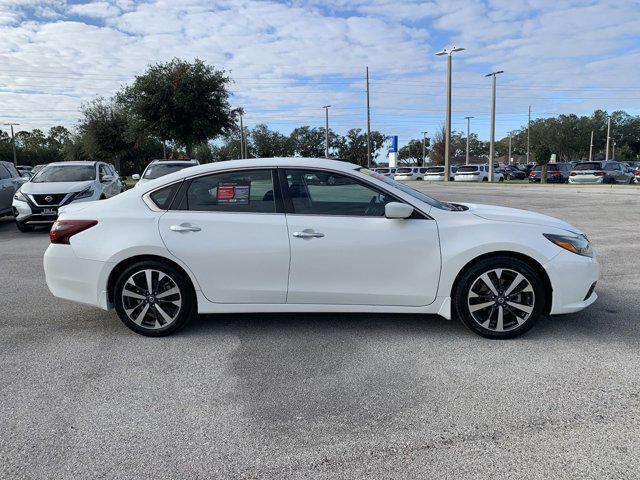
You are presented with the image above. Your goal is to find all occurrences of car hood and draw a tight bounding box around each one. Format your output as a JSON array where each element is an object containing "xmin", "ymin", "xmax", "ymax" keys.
[
  {"xmin": 463, "ymin": 203, "xmax": 582, "ymax": 235},
  {"xmin": 21, "ymin": 180, "xmax": 94, "ymax": 194}
]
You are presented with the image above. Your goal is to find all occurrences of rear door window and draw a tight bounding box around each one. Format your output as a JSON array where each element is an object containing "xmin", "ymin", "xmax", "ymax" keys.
[{"xmin": 185, "ymin": 169, "xmax": 276, "ymax": 213}]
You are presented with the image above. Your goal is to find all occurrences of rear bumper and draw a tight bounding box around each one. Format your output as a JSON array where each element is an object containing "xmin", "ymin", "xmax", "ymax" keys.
[
  {"xmin": 425, "ymin": 175, "xmax": 446, "ymax": 181},
  {"xmin": 569, "ymin": 176, "xmax": 604, "ymax": 184},
  {"xmin": 544, "ymin": 249, "xmax": 600, "ymax": 315},
  {"xmin": 44, "ymin": 244, "xmax": 111, "ymax": 309},
  {"xmin": 454, "ymin": 176, "xmax": 482, "ymax": 182}
]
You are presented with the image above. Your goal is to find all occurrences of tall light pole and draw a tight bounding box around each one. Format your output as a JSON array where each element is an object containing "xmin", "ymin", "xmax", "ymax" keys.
[
  {"xmin": 3, "ymin": 122, "xmax": 19, "ymax": 166},
  {"xmin": 605, "ymin": 116, "xmax": 611, "ymax": 161},
  {"xmin": 464, "ymin": 116, "xmax": 473, "ymax": 165},
  {"xmin": 589, "ymin": 130, "xmax": 594, "ymax": 161},
  {"xmin": 238, "ymin": 110, "xmax": 246, "ymax": 159},
  {"xmin": 508, "ymin": 133, "xmax": 512, "ymax": 164},
  {"xmin": 323, "ymin": 105, "xmax": 331, "ymax": 158},
  {"xmin": 436, "ymin": 46, "xmax": 465, "ymax": 181},
  {"xmin": 365, "ymin": 67, "xmax": 372, "ymax": 168},
  {"xmin": 526, "ymin": 105, "xmax": 531, "ymax": 164},
  {"xmin": 612, "ymin": 140, "xmax": 616, "ymax": 160},
  {"xmin": 422, "ymin": 131, "xmax": 428, "ymax": 166},
  {"xmin": 485, "ymin": 70, "xmax": 504, "ymax": 182}
]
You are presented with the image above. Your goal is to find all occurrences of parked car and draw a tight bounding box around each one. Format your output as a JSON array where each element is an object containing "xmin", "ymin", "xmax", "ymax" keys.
[
  {"xmin": 424, "ymin": 165, "xmax": 458, "ymax": 181},
  {"xmin": 43, "ymin": 158, "xmax": 599, "ymax": 339},
  {"xmin": 568, "ymin": 161, "xmax": 633, "ymax": 184},
  {"xmin": 0, "ymin": 161, "xmax": 28, "ymax": 218},
  {"xmin": 133, "ymin": 159, "xmax": 200, "ymax": 186},
  {"xmin": 372, "ymin": 167, "xmax": 397, "ymax": 177},
  {"xmin": 31, "ymin": 164, "xmax": 47, "ymax": 175},
  {"xmin": 502, "ymin": 165, "xmax": 526, "ymax": 180},
  {"xmin": 454, "ymin": 164, "xmax": 504, "ymax": 182},
  {"xmin": 12, "ymin": 161, "xmax": 123, "ymax": 232},
  {"xmin": 528, "ymin": 163, "xmax": 573, "ymax": 183},
  {"xmin": 17, "ymin": 168, "xmax": 33, "ymax": 179},
  {"xmin": 394, "ymin": 167, "xmax": 427, "ymax": 181}
]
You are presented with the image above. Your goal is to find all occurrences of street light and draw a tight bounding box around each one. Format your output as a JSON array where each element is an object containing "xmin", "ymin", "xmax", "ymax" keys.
[
  {"xmin": 323, "ymin": 105, "xmax": 331, "ymax": 158},
  {"xmin": 3, "ymin": 122, "xmax": 19, "ymax": 166},
  {"xmin": 485, "ymin": 70, "xmax": 504, "ymax": 182},
  {"xmin": 422, "ymin": 131, "xmax": 428, "ymax": 166},
  {"xmin": 436, "ymin": 46, "xmax": 465, "ymax": 181},
  {"xmin": 464, "ymin": 116, "xmax": 473, "ymax": 165}
]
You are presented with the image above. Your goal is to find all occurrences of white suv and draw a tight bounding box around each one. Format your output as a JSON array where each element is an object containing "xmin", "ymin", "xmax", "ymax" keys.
[
  {"xmin": 454, "ymin": 164, "xmax": 504, "ymax": 182},
  {"xmin": 424, "ymin": 165, "xmax": 459, "ymax": 181},
  {"xmin": 394, "ymin": 167, "xmax": 427, "ymax": 181},
  {"xmin": 133, "ymin": 159, "xmax": 200, "ymax": 186},
  {"xmin": 12, "ymin": 161, "xmax": 123, "ymax": 232}
]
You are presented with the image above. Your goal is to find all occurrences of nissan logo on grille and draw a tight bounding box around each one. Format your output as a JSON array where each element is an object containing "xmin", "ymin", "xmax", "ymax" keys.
[{"xmin": 45, "ymin": 196, "xmax": 54, "ymax": 203}]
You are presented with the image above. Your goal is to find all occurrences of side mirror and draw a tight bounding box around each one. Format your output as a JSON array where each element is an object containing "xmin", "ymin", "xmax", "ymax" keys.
[
  {"xmin": 385, "ymin": 202, "xmax": 414, "ymax": 219},
  {"xmin": 131, "ymin": 174, "xmax": 140, "ymax": 181},
  {"xmin": 101, "ymin": 174, "xmax": 114, "ymax": 182}
]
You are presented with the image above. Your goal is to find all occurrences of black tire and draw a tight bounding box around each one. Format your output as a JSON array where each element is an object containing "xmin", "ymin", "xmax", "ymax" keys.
[
  {"xmin": 482, "ymin": 177, "xmax": 488, "ymax": 182},
  {"xmin": 498, "ymin": 177, "xmax": 504, "ymax": 182},
  {"xmin": 453, "ymin": 256, "xmax": 546, "ymax": 339},
  {"xmin": 113, "ymin": 259, "xmax": 196, "ymax": 336},
  {"xmin": 16, "ymin": 221, "xmax": 35, "ymax": 232}
]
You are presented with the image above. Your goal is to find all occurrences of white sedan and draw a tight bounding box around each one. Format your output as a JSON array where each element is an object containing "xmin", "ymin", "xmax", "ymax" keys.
[{"xmin": 44, "ymin": 158, "xmax": 599, "ymax": 339}]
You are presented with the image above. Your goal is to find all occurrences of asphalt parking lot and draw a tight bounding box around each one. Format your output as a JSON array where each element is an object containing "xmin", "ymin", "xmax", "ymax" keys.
[{"xmin": 1, "ymin": 183, "xmax": 639, "ymax": 479}]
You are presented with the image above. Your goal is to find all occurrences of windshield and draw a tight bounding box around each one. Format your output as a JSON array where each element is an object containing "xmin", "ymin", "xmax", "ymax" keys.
[
  {"xmin": 376, "ymin": 168, "xmax": 390, "ymax": 173},
  {"xmin": 358, "ymin": 168, "xmax": 458, "ymax": 211},
  {"xmin": 32, "ymin": 165, "xmax": 96, "ymax": 183},
  {"xmin": 574, "ymin": 162, "xmax": 602, "ymax": 171},
  {"xmin": 143, "ymin": 163, "xmax": 194, "ymax": 179},
  {"xmin": 426, "ymin": 167, "xmax": 444, "ymax": 173},
  {"xmin": 457, "ymin": 165, "xmax": 479, "ymax": 172}
]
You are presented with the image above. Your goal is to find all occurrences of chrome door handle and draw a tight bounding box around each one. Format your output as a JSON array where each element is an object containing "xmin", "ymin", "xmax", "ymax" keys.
[
  {"xmin": 293, "ymin": 231, "xmax": 324, "ymax": 238},
  {"xmin": 170, "ymin": 224, "xmax": 201, "ymax": 232}
]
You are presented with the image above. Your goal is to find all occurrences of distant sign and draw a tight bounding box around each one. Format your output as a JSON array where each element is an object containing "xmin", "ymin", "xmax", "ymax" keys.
[
  {"xmin": 550, "ymin": 153, "xmax": 557, "ymax": 163},
  {"xmin": 388, "ymin": 136, "xmax": 398, "ymax": 153}
]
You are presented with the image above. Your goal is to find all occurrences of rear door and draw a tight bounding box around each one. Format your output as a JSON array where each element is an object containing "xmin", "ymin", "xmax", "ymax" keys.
[
  {"xmin": 158, "ymin": 168, "xmax": 290, "ymax": 304},
  {"xmin": 0, "ymin": 163, "xmax": 13, "ymax": 212},
  {"xmin": 282, "ymin": 168, "xmax": 441, "ymax": 306}
]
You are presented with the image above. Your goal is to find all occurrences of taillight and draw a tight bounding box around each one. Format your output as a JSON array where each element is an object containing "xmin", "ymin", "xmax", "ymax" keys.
[
  {"xmin": 552, "ymin": 172, "xmax": 562, "ymax": 177},
  {"xmin": 50, "ymin": 220, "xmax": 98, "ymax": 244},
  {"xmin": 569, "ymin": 171, "xmax": 576, "ymax": 176},
  {"xmin": 595, "ymin": 171, "xmax": 606, "ymax": 177},
  {"xmin": 634, "ymin": 170, "xmax": 640, "ymax": 176},
  {"xmin": 529, "ymin": 172, "xmax": 535, "ymax": 177}
]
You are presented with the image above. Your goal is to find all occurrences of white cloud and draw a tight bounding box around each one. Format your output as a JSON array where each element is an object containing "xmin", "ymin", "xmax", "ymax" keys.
[{"xmin": 69, "ymin": 1, "xmax": 121, "ymax": 19}]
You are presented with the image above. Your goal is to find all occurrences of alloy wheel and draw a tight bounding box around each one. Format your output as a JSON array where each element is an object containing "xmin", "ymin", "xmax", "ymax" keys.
[
  {"xmin": 467, "ymin": 268, "xmax": 535, "ymax": 332},
  {"xmin": 121, "ymin": 269, "xmax": 182, "ymax": 330}
]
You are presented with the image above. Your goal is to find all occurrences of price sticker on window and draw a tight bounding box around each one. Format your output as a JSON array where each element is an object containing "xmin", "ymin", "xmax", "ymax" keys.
[{"xmin": 217, "ymin": 182, "xmax": 250, "ymax": 204}]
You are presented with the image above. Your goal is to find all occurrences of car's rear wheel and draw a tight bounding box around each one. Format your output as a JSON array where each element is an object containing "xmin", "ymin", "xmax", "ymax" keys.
[
  {"xmin": 453, "ymin": 256, "xmax": 546, "ymax": 339},
  {"xmin": 113, "ymin": 260, "xmax": 196, "ymax": 336}
]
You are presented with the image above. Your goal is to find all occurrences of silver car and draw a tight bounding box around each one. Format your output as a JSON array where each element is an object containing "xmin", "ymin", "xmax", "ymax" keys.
[
  {"xmin": 569, "ymin": 161, "xmax": 633, "ymax": 184},
  {"xmin": 12, "ymin": 161, "xmax": 123, "ymax": 231},
  {"xmin": 0, "ymin": 161, "xmax": 28, "ymax": 218}
]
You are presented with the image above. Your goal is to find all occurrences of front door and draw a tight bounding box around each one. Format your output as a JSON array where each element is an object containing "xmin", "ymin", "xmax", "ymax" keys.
[
  {"xmin": 158, "ymin": 169, "xmax": 290, "ymax": 304},
  {"xmin": 282, "ymin": 169, "xmax": 441, "ymax": 306}
]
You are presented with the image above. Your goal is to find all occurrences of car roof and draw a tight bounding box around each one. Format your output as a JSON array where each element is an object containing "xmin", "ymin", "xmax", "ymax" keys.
[
  {"xmin": 149, "ymin": 159, "xmax": 198, "ymax": 164},
  {"xmin": 41, "ymin": 161, "xmax": 99, "ymax": 167},
  {"xmin": 137, "ymin": 157, "xmax": 361, "ymax": 191}
]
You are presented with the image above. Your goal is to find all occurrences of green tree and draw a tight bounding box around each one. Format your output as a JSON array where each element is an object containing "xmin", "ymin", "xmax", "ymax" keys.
[
  {"xmin": 250, "ymin": 124, "xmax": 293, "ymax": 158},
  {"xmin": 289, "ymin": 126, "xmax": 338, "ymax": 158},
  {"xmin": 118, "ymin": 58, "xmax": 235, "ymax": 155},
  {"xmin": 335, "ymin": 128, "xmax": 386, "ymax": 165},
  {"xmin": 398, "ymin": 138, "xmax": 428, "ymax": 165}
]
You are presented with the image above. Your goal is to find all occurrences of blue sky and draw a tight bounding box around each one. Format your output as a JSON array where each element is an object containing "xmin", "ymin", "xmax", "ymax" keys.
[{"xmin": 1, "ymin": 0, "xmax": 639, "ymax": 149}]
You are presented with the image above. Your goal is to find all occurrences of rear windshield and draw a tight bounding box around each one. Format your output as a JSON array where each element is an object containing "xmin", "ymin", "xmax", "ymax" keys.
[
  {"xmin": 457, "ymin": 165, "xmax": 479, "ymax": 172},
  {"xmin": 534, "ymin": 164, "xmax": 559, "ymax": 171},
  {"xmin": 426, "ymin": 167, "xmax": 444, "ymax": 173},
  {"xmin": 376, "ymin": 168, "xmax": 390, "ymax": 173},
  {"xmin": 396, "ymin": 167, "xmax": 413, "ymax": 173},
  {"xmin": 574, "ymin": 162, "xmax": 602, "ymax": 171},
  {"xmin": 32, "ymin": 165, "xmax": 96, "ymax": 182},
  {"xmin": 143, "ymin": 163, "xmax": 195, "ymax": 179}
]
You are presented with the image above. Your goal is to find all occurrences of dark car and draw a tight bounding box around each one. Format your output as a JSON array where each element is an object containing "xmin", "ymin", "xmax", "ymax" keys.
[
  {"xmin": 528, "ymin": 163, "xmax": 572, "ymax": 183},
  {"xmin": 502, "ymin": 165, "xmax": 526, "ymax": 180}
]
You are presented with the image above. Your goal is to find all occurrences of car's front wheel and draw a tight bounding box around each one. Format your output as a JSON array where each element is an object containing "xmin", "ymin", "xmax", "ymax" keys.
[
  {"xmin": 15, "ymin": 221, "xmax": 35, "ymax": 232},
  {"xmin": 453, "ymin": 256, "xmax": 546, "ymax": 339},
  {"xmin": 113, "ymin": 260, "xmax": 196, "ymax": 336}
]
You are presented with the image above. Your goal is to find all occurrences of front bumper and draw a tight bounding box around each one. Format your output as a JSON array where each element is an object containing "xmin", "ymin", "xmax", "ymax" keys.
[
  {"xmin": 544, "ymin": 248, "xmax": 600, "ymax": 315},
  {"xmin": 44, "ymin": 243, "xmax": 111, "ymax": 309},
  {"xmin": 13, "ymin": 192, "xmax": 97, "ymax": 225}
]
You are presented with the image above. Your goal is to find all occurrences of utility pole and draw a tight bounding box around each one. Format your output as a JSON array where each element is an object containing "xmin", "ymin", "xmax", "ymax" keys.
[
  {"xmin": 508, "ymin": 133, "xmax": 512, "ymax": 165},
  {"xmin": 3, "ymin": 123, "xmax": 19, "ymax": 166},
  {"xmin": 239, "ymin": 110, "xmax": 246, "ymax": 159},
  {"xmin": 526, "ymin": 106, "xmax": 531, "ymax": 164},
  {"xmin": 422, "ymin": 131, "xmax": 428, "ymax": 166},
  {"xmin": 589, "ymin": 130, "xmax": 594, "ymax": 161},
  {"xmin": 464, "ymin": 116, "xmax": 473, "ymax": 165},
  {"xmin": 162, "ymin": 141, "xmax": 167, "ymax": 160},
  {"xmin": 436, "ymin": 46, "xmax": 465, "ymax": 181},
  {"xmin": 605, "ymin": 116, "xmax": 611, "ymax": 161},
  {"xmin": 612, "ymin": 141, "xmax": 616, "ymax": 160},
  {"xmin": 486, "ymin": 70, "xmax": 504, "ymax": 182},
  {"xmin": 366, "ymin": 66, "xmax": 372, "ymax": 168},
  {"xmin": 323, "ymin": 105, "xmax": 331, "ymax": 158}
]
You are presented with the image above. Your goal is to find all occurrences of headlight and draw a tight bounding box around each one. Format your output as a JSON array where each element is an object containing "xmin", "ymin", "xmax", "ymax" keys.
[
  {"xmin": 74, "ymin": 187, "xmax": 94, "ymax": 200},
  {"xmin": 13, "ymin": 190, "xmax": 28, "ymax": 202},
  {"xmin": 544, "ymin": 233, "xmax": 593, "ymax": 257}
]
